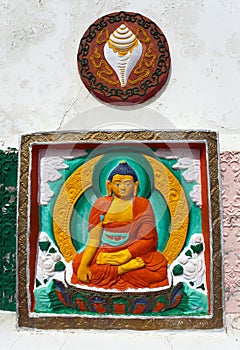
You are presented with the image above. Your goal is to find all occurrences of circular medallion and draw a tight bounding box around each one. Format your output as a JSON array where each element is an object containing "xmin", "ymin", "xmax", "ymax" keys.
[{"xmin": 77, "ymin": 11, "xmax": 171, "ymax": 105}]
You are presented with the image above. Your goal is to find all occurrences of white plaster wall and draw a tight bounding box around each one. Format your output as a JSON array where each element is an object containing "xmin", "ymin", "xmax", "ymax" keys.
[
  {"xmin": 0, "ymin": 0, "xmax": 240, "ymax": 348},
  {"xmin": 0, "ymin": 0, "xmax": 240, "ymax": 150}
]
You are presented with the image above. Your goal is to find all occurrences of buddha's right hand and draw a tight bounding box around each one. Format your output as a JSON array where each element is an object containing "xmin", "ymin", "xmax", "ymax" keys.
[{"xmin": 77, "ymin": 265, "xmax": 92, "ymax": 283}]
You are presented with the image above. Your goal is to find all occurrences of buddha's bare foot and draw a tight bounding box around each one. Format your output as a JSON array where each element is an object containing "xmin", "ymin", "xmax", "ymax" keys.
[{"xmin": 118, "ymin": 257, "xmax": 145, "ymax": 275}]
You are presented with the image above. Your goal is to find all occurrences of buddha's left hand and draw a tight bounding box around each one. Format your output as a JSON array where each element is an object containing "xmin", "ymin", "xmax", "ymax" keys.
[{"xmin": 96, "ymin": 249, "xmax": 132, "ymax": 265}]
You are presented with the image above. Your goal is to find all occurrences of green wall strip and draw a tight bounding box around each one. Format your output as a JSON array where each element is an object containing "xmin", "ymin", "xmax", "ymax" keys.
[{"xmin": 0, "ymin": 148, "xmax": 18, "ymax": 311}]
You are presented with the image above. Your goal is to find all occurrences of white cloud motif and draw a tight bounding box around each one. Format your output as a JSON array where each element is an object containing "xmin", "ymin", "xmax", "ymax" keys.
[
  {"xmin": 155, "ymin": 148, "xmax": 202, "ymax": 207},
  {"xmin": 39, "ymin": 156, "xmax": 68, "ymax": 205},
  {"xmin": 172, "ymin": 157, "xmax": 200, "ymax": 183},
  {"xmin": 39, "ymin": 149, "xmax": 87, "ymax": 205},
  {"xmin": 189, "ymin": 185, "xmax": 201, "ymax": 207}
]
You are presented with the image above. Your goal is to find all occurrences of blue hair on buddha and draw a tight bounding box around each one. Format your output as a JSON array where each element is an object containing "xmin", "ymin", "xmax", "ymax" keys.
[{"xmin": 108, "ymin": 161, "xmax": 138, "ymax": 182}]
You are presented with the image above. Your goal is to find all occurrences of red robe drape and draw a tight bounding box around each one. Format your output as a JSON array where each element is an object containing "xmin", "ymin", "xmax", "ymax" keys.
[{"xmin": 71, "ymin": 196, "xmax": 168, "ymax": 290}]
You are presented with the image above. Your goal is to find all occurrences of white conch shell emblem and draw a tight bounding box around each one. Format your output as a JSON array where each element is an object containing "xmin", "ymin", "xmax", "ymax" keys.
[{"xmin": 104, "ymin": 24, "xmax": 142, "ymax": 87}]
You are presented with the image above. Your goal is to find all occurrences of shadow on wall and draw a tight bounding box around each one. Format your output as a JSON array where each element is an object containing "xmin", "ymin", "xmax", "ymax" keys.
[{"xmin": 60, "ymin": 106, "xmax": 176, "ymax": 131}]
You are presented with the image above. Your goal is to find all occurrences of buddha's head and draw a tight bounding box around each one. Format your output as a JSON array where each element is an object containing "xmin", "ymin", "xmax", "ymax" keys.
[{"xmin": 107, "ymin": 161, "xmax": 139, "ymax": 199}]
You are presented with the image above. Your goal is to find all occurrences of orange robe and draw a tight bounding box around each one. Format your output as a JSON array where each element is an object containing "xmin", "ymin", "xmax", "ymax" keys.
[{"xmin": 71, "ymin": 196, "xmax": 169, "ymax": 290}]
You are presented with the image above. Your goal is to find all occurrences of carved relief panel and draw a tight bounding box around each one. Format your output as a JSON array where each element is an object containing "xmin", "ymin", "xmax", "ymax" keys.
[{"xmin": 17, "ymin": 131, "xmax": 223, "ymax": 330}]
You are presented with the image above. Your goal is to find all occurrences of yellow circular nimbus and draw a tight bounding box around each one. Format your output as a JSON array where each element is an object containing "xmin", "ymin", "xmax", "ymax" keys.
[
  {"xmin": 53, "ymin": 154, "xmax": 189, "ymax": 264},
  {"xmin": 52, "ymin": 155, "xmax": 103, "ymax": 262},
  {"xmin": 143, "ymin": 155, "xmax": 189, "ymax": 264}
]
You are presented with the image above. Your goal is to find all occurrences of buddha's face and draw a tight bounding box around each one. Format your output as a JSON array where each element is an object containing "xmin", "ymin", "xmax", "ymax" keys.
[{"xmin": 108, "ymin": 174, "xmax": 138, "ymax": 199}]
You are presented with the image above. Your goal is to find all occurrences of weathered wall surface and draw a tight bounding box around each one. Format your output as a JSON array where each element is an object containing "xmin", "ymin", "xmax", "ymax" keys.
[
  {"xmin": 1, "ymin": 0, "xmax": 240, "ymax": 150},
  {"xmin": 0, "ymin": 0, "xmax": 240, "ymax": 348}
]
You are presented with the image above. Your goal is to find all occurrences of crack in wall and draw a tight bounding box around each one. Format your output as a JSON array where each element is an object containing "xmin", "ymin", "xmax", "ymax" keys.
[
  {"xmin": 58, "ymin": 335, "xmax": 68, "ymax": 350},
  {"xmin": 57, "ymin": 97, "xmax": 79, "ymax": 131},
  {"xmin": 166, "ymin": 335, "xmax": 174, "ymax": 350}
]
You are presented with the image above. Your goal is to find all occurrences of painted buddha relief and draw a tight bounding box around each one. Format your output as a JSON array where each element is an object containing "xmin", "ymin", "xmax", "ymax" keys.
[
  {"xmin": 31, "ymin": 142, "xmax": 211, "ymax": 317},
  {"xmin": 71, "ymin": 161, "xmax": 169, "ymax": 290}
]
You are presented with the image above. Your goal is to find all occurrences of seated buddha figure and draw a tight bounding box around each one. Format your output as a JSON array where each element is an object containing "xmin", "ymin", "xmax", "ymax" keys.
[{"xmin": 71, "ymin": 161, "xmax": 169, "ymax": 290}]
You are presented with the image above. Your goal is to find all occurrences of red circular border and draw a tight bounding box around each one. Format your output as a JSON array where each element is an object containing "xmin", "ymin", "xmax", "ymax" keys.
[{"xmin": 77, "ymin": 12, "xmax": 171, "ymax": 105}]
